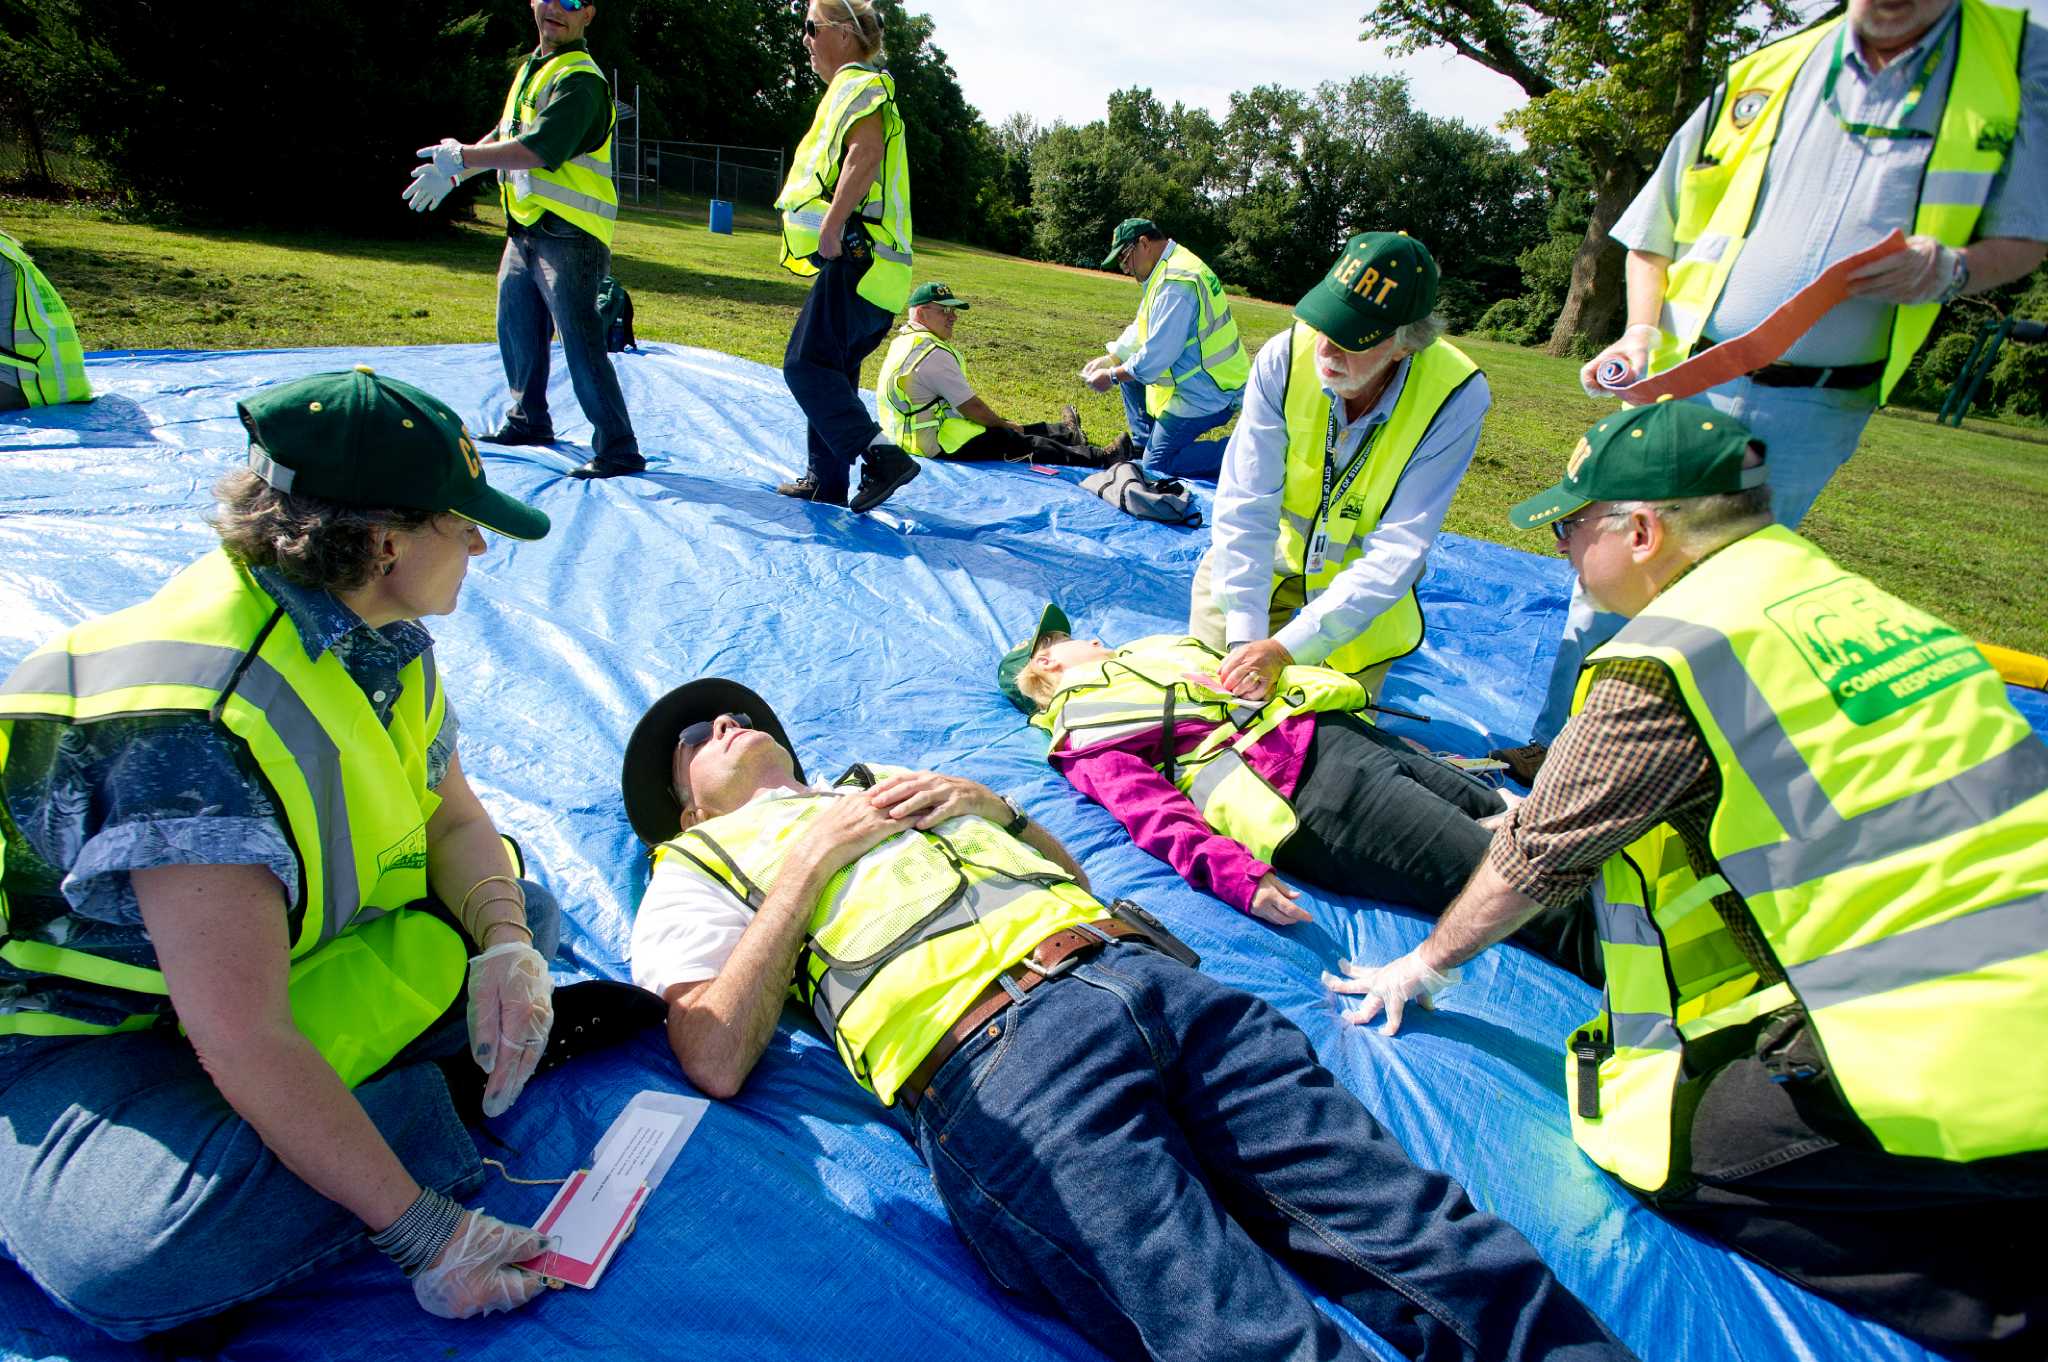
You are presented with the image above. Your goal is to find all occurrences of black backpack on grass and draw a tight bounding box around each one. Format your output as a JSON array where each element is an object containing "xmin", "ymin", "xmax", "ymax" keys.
[{"xmin": 596, "ymin": 275, "xmax": 636, "ymax": 352}]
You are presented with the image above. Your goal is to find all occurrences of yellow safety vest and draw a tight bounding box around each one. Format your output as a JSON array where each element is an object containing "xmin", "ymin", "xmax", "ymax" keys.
[
  {"xmin": 0, "ymin": 230, "xmax": 90, "ymax": 409},
  {"xmin": 1652, "ymin": 0, "xmax": 2024, "ymax": 401},
  {"xmin": 0, "ymin": 550, "xmax": 471, "ymax": 1088},
  {"xmin": 1563, "ymin": 526, "xmax": 2048, "ymax": 1192},
  {"xmin": 1130, "ymin": 243, "xmax": 1250, "ymax": 419},
  {"xmin": 776, "ymin": 63, "xmax": 914, "ymax": 315},
  {"xmin": 652, "ymin": 764, "xmax": 1101, "ymax": 1104},
  {"xmin": 1035, "ymin": 637, "xmax": 1367, "ymax": 862},
  {"xmin": 875, "ymin": 327, "xmax": 983, "ymax": 457},
  {"xmin": 1273, "ymin": 323, "xmax": 1480, "ymax": 677},
  {"xmin": 498, "ymin": 47, "xmax": 619, "ymax": 248}
]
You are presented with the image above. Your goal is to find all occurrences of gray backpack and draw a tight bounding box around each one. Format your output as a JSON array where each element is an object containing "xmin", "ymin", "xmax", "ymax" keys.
[{"xmin": 1080, "ymin": 461, "xmax": 1203, "ymax": 527}]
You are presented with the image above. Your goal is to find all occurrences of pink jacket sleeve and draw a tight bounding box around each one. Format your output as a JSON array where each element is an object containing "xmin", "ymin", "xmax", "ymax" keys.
[{"xmin": 1059, "ymin": 746, "xmax": 1270, "ymax": 915}]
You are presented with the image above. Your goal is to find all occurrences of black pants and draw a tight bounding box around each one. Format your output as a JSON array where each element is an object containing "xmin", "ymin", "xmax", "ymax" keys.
[
  {"xmin": 782, "ymin": 240, "xmax": 894, "ymax": 503},
  {"xmin": 945, "ymin": 423, "xmax": 1107, "ymax": 468},
  {"xmin": 1652, "ymin": 1040, "xmax": 2048, "ymax": 1360},
  {"xmin": 1272, "ymin": 713, "xmax": 1601, "ymax": 985}
]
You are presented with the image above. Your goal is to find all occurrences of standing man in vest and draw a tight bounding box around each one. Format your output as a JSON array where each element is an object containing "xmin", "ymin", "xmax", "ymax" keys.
[
  {"xmin": 621, "ymin": 679, "xmax": 1635, "ymax": 1362},
  {"xmin": 877, "ymin": 282, "xmax": 1119, "ymax": 467},
  {"xmin": 1505, "ymin": 0, "xmax": 2046, "ymax": 779},
  {"xmin": 774, "ymin": 0, "xmax": 918, "ymax": 513},
  {"xmin": 1083, "ymin": 219, "xmax": 1249, "ymax": 482},
  {"xmin": 405, "ymin": 0, "xmax": 642, "ymax": 480},
  {"xmin": 1332, "ymin": 401, "xmax": 2048, "ymax": 1358},
  {"xmin": 1196, "ymin": 232, "xmax": 1489, "ymax": 705}
]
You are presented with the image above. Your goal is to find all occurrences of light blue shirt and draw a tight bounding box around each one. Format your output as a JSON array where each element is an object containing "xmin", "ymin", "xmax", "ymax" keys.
[
  {"xmin": 1613, "ymin": 5, "xmax": 2048, "ymax": 367},
  {"xmin": 1108, "ymin": 240, "xmax": 1241, "ymax": 419},
  {"xmin": 1208, "ymin": 329, "xmax": 1491, "ymax": 666}
]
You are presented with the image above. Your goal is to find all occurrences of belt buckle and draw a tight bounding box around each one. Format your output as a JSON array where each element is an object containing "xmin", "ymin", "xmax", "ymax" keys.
[
  {"xmin": 1815, "ymin": 366, "xmax": 1834, "ymax": 388},
  {"xmin": 1020, "ymin": 934, "xmax": 1087, "ymax": 980}
]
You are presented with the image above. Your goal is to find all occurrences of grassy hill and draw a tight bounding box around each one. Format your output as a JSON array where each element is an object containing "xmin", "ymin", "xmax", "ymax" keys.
[{"xmin": 9, "ymin": 192, "xmax": 2044, "ymax": 654}]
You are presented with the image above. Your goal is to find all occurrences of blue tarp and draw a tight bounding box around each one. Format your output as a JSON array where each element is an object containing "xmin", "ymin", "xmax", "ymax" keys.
[{"xmin": 3, "ymin": 343, "xmax": 2039, "ymax": 1362}]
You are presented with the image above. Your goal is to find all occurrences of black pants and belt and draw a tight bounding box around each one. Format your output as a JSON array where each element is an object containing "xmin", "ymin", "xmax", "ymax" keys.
[{"xmin": 943, "ymin": 423, "xmax": 1110, "ymax": 468}]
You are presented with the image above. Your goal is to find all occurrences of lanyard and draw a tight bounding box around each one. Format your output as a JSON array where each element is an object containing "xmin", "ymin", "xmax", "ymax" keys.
[
  {"xmin": 1821, "ymin": 19, "xmax": 1946, "ymax": 141},
  {"xmin": 1306, "ymin": 402, "xmax": 1382, "ymax": 575}
]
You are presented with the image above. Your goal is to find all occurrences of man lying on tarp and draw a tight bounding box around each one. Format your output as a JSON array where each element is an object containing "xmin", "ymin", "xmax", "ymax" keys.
[
  {"xmin": 993, "ymin": 605, "xmax": 1599, "ymax": 974},
  {"xmin": 617, "ymin": 678, "xmax": 1637, "ymax": 1362}
]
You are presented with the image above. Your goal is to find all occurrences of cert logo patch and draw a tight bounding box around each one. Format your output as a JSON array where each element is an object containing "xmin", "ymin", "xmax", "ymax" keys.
[
  {"xmin": 1765, "ymin": 577, "xmax": 1992, "ymax": 724},
  {"xmin": 377, "ymin": 825, "xmax": 430, "ymax": 877},
  {"xmin": 1730, "ymin": 88, "xmax": 1773, "ymax": 130}
]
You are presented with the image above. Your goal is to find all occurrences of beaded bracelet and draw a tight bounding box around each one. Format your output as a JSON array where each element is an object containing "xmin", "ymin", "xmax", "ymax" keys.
[{"xmin": 369, "ymin": 1187, "xmax": 466, "ymax": 1278}]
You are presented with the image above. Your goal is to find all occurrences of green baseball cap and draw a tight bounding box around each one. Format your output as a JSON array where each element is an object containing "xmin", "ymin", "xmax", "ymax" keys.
[
  {"xmin": 1508, "ymin": 399, "xmax": 1766, "ymax": 530},
  {"xmin": 236, "ymin": 367, "xmax": 550, "ymax": 541},
  {"xmin": 1293, "ymin": 232, "xmax": 1440, "ymax": 352},
  {"xmin": 908, "ymin": 281, "xmax": 969, "ymax": 309},
  {"xmin": 996, "ymin": 603, "xmax": 1072, "ymax": 712},
  {"xmin": 1101, "ymin": 218, "xmax": 1160, "ymax": 269}
]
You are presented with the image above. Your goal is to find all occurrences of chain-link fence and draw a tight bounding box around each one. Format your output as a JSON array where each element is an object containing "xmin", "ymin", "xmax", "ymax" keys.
[{"xmin": 626, "ymin": 141, "xmax": 785, "ymax": 210}]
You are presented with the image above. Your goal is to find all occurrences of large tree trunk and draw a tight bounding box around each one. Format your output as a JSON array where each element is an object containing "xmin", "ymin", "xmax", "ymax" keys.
[
  {"xmin": 1546, "ymin": 155, "xmax": 1646, "ymax": 356},
  {"xmin": 7, "ymin": 99, "xmax": 54, "ymax": 191}
]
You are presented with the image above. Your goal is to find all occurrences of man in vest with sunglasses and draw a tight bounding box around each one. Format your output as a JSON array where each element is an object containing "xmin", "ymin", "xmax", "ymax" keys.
[
  {"xmin": 1505, "ymin": 0, "xmax": 2046, "ymax": 782},
  {"xmin": 405, "ymin": 0, "xmax": 643, "ymax": 480},
  {"xmin": 621, "ymin": 680, "xmax": 1635, "ymax": 1362},
  {"xmin": 1195, "ymin": 232, "xmax": 1489, "ymax": 709},
  {"xmin": 1334, "ymin": 400, "xmax": 2048, "ymax": 1358}
]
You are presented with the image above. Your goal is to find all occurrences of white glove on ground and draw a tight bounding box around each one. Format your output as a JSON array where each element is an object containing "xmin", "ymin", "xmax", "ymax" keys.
[
  {"xmin": 1322, "ymin": 948, "xmax": 1460, "ymax": 1036},
  {"xmin": 466, "ymin": 941, "xmax": 554, "ymax": 1118},
  {"xmin": 413, "ymin": 1209, "xmax": 549, "ymax": 1319}
]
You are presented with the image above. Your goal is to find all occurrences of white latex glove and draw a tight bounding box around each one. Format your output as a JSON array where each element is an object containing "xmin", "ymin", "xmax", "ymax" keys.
[
  {"xmin": 1579, "ymin": 323, "xmax": 1662, "ymax": 397},
  {"xmin": 404, "ymin": 161, "xmax": 457, "ymax": 213},
  {"xmin": 467, "ymin": 941, "xmax": 554, "ymax": 1118},
  {"xmin": 1321, "ymin": 947, "xmax": 1460, "ymax": 1036},
  {"xmin": 413, "ymin": 1209, "xmax": 549, "ymax": 1320},
  {"xmin": 421, "ymin": 138, "xmax": 466, "ymax": 177},
  {"xmin": 1847, "ymin": 235, "xmax": 1956, "ymax": 305}
]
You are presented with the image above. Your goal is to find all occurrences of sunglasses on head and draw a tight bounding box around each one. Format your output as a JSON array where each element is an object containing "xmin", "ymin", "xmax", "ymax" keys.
[{"xmin": 678, "ymin": 713, "xmax": 753, "ymax": 750}]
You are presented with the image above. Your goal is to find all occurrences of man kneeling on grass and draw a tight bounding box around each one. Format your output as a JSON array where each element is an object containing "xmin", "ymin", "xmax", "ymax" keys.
[{"xmin": 619, "ymin": 677, "xmax": 1634, "ymax": 1362}]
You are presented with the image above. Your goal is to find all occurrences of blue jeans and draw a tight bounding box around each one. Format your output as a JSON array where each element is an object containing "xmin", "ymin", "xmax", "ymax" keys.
[
  {"xmin": 0, "ymin": 884, "xmax": 560, "ymax": 1340},
  {"xmin": 783, "ymin": 242, "xmax": 895, "ymax": 504},
  {"xmin": 1526, "ymin": 376, "xmax": 1875, "ymax": 744},
  {"xmin": 912, "ymin": 943, "xmax": 1632, "ymax": 1361},
  {"xmin": 496, "ymin": 220, "xmax": 641, "ymax": 466},
  {"xmin": 1119, "ymin": 378, "xmax": 1238, "ymax": 481}
]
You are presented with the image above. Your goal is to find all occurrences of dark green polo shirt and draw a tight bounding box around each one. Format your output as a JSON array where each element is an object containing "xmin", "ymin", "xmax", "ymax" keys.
[{"xmin": 508, "ymin": 39, "xmax": 611, "ymax": 172}]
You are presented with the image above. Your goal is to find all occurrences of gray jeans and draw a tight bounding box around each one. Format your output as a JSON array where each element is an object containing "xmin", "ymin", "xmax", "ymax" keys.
[{"xmin": 496, "ymin": 218, "xmax": 640, "ymax": 465}]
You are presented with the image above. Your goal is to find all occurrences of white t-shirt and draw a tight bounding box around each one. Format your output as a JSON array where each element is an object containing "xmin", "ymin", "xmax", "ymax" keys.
[{"xmin": 629, "ymin": 784, "xmax": 835, "ymax": 997}]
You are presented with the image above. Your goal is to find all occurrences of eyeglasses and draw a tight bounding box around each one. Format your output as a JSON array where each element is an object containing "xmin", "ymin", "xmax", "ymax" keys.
[
  {"xmin": 802, "ymin": 2, "xmax": 859, "ymax": 38},
  {"xmin": 678, "ymin": 712, "xmax": 752, "ymax": 751},
  {"xmin": 1550, "ymin": 505, "xmax": 1681, "ymax": 544},
  {"xmin": 549, "ymin": 0, "xmax": 587, "ymax": 11}
]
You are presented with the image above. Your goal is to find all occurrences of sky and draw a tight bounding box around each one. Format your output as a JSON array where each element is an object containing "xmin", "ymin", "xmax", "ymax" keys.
[{"xmin": 908, "ymin": 0, "xmax": 2048, "ymax": 138}]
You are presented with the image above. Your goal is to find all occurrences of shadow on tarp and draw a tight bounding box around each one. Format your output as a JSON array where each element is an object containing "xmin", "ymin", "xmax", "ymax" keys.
[{"xmin": 0, "ymin": 343, "xmax": 1997, "ymax": 1362}]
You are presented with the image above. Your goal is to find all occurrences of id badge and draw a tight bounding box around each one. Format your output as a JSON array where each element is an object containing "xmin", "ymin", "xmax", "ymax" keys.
[{"xmin": 1305, "ymin": 528, "xmax": 1328, "ymax": 577}]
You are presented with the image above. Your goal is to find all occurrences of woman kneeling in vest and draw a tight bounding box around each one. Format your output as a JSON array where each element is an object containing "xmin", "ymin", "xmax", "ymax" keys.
[
  {"xmin": 997, "ymin": 605, "xmax": 1600, "ymax": 979},
  {"xmin": 0, "ymin": 371, "xmax": 653, "ymax": 1339}
]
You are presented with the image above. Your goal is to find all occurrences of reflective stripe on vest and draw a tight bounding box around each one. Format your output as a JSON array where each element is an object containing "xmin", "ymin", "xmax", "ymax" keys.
[
  {"xmin": 1132, "ymin": 243, "xmax": 1250, "ymax": 418},
  {"xmin": 0, "ymin": 550, "xmax": 468, "ymax": 1085},
  {"xmin": 876, "ymin": 327, "xmax": 984, "ymax": 456},
  {"xmin": 776, "ymin": 64, "xmax": 915, "ymax": 314},
  {"xmin": 1273, "ymin": 323, "xmax": 1479, "ymax": 676},
  {"xmin": 1572, "ymin": 525, "xmax": 2048, "ymax": 1172},
  {"xmin": 653, "ymin": 764, "xmax": 1100, "ymax": 1103},
  {"xmin": 1037, "ymin": 637, "xmax": 1367, "ymax": 861},
  {"xmin": 1652, "ymin": 0, "xmax": 2024, "ymax": 402},
  {"xmin": 498, "ymin": 49, "xmax": 619, "ymax": 248},
  {"xmin": 0, "ymin": 230, "xmax": 91, "ymax": 408}
]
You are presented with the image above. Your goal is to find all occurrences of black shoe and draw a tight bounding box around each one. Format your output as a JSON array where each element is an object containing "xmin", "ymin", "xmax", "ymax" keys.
[
  {"xmin": 1487, "ymin": 742, "xmax": 1550, "ymax": 786},
  {"xmin": 568, "ymin": 457, "xmax": 646, "ymax": 480},
  {"xmin": 1103, "ymin": 432, "xmax": 1138, "ymax": 464},
  {"xmin": 483, "ymin": 425, "xmax": 556, "ymax": 447},
  {"xmin": 1058, "ymin": 403, "xmax": 1085, "ymax": 445},
  {"xmin": 534, "ymin": 979, "xmax": 670, "ymax": 1080},
  {"xmin": 849, "ymin": 445, "xmax": 921, "ymax": 514},
  {"xmin": 775, "ymin": 475, "xmax": 849, "ymax": 507}
]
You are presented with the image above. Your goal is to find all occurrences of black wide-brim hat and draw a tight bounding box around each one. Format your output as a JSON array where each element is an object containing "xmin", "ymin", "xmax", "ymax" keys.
[{"xmin": 621, "ymin": 678, "xmax": 805, "ymax": 847}]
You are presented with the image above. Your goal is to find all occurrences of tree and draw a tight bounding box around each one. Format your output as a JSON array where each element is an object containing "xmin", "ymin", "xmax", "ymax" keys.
[
  {"xmin": 1363, "ymin": 0, "xmax": 1796, "ymax": 355},
  {"xmin": 0, "ymin": 0, "xmax": 92, "ymax": 192}
]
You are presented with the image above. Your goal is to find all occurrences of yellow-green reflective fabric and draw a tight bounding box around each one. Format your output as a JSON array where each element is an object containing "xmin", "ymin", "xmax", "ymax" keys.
[
  {"xmin": 497, "ymin": 50, "xmax": 619, "ymax": 248},
  {"xmin": 1039, "ymin": 636, "xmax": 1367, "ymax": 861},
  {"xmin": 875, "ymin": 329, "xmax": 984, "ymax": 456},
  {"xmin": 1652, "ymin": 0, "xmax": 2024, "ymax": 399},
  {"xmin": 1274, "ymin": 323, "xmax": 1479, "ymax": 676},
  {"xmin": 1587, "ymin": 525, "xmax": 2048, "ymax": 1162},
  {"xmin": 777, "ymin": 64, "xmax": 914, "ymax": 314},
  {"xmin": 1131, "ymin": 244, "xmax": 1249, "ymax": 418},
  {"xmin": 0, "ymin": 230, "xmax": 91, "ymax": 409},
  {"xmin": 653, "ymin": 765, "xmax": 1100, "ymax": 1104},
  {"xmin": 0, "ymin": 550, "xmax": 466, "ymax": 1086}
]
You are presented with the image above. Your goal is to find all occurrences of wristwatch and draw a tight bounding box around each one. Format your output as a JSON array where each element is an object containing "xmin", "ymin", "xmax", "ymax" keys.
[
  {"xmin": 998, "ymin": 794, "xmax": 1031, "ymax": 836},
  {"xmin": 1939, "ymin": 248, "xmax": 1970, "ymax": 304}
]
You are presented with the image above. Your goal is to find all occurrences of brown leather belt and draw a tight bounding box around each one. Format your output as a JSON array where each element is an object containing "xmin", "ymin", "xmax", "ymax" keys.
[{"xmin": 897, "ymin": 919, "xmax": 1145, "ymax": 1113}]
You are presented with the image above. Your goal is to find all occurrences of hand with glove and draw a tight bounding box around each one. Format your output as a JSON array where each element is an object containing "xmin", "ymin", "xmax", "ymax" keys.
[
  {"xmin": 1578, "ymin": 323, "xmax": 1662, "ymax": 398},
  {"xmin": 402, "ymin": 139, "xmax": 480, "ymax": 214},
  {"xmin": 413, "ymin": 1209, "xmax": 550, "ymax": 1320},
  {"xmin": 467, "ymin": 940, "xmax": 554, "ymax": 1118},
  {"xmin": 1321, "ymin": 946, "xmax": 1460, "ymax": 1036},
  {"xmin": 1847, "ymin": 234, "xmax": 1960, "ymax": 305}
]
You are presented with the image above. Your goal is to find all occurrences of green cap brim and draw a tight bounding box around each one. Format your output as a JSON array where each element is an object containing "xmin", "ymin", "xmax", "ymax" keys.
[
  {"xmin": 1100, "ymin": 245, "xmax": 1126, "ymax": 269},
  {"xmin": 1507, "ymin": 484, "xmax": 1591, "ymax": 531},
  {"xmin": 1292, "ymin": 286, "xmax": 1393, "ymax": 355},
  {"xmin": 452, "ymin": 483, "xmax": 551, "ymax": 541},
  {"xmin": 996, "ymin": 602, "xmax": 1072, "ymax": 712}
]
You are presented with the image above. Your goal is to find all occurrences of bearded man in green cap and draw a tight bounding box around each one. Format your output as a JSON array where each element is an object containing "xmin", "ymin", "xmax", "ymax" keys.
[
  {"xmin": 1196, "ymin": 231, "xmax": 1489, "ymax": 705},
  {"xmin": 1328, "ymin": 399, "xmax": 2048, "ymax": 1359}
]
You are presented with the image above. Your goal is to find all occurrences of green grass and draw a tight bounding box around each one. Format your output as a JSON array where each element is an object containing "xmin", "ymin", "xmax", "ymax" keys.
[{"xmin": 9, "ymin": 192, "xmax": 2045, "ymax": 654}]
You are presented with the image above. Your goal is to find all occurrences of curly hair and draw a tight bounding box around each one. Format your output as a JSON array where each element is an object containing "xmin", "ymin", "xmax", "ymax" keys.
[{"xmin": 210, "ymin": 470, "xmax": 438, "ymax": 593}]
